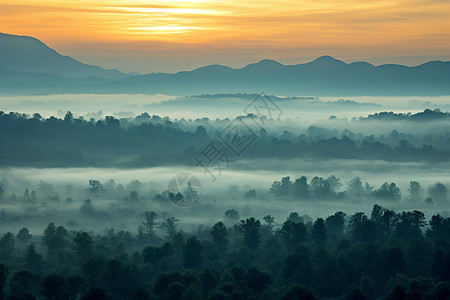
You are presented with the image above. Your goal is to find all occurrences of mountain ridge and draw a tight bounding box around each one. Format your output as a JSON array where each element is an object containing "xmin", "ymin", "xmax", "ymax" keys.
[
  {"xmin": 0, "ymin": 33, "xmax": 449, "ymax": 96},
  {"xmin": 0, "ymin": 32, "xmax": 126, "ymax": 79}
]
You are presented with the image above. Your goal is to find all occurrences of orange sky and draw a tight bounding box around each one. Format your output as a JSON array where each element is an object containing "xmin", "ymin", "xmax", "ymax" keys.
[{"xmin": 1, "ymin": 0, "xmax": 450, "ymax": 73}]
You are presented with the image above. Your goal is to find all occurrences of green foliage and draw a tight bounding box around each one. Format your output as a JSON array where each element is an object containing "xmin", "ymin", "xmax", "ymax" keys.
[
  {"xmin": 0, "ymin": 233, "xmax": 14, "ymax": 261},
  {"xmin": 73, "ymin": 232, "xmax": 94, "ymax": 259},
  {"xmin": 238, "ymin": 218, "xmax": 261, "ymax": 250},
  {"xmin": 0, "ymin": 206, "xmax": 448, "ymax": 299},
  {"xmin": 210, "ymin": 221, "xmax": 229, "ymax": 253},
  {"xmin": 372, "ymin": 182, "xmax": 401, "ymax": 200},
  {"xmin": 2, "ymin": 109, "xmax": 450, "ymax": 168},
  {"xmin": 42, "ymin": 223, "xmax": 68, "ymax": 257},
  {"xmin": 25, "ymin": 244, "xmax": 42, "ymax": 271},
  {"xmin": 183, "ymin": 237, "xmax": 203, "ymax": 268},
  {"xmin": 311, "ymin": 218, "xmax": 327, "ymax": 244},
  {"xmin": 162, "ymin": 217, "xmax": 179, "ymax": 239},
  {"xmin": 16, "ymin": 227, "xmax": 32, "ymax": 244}
]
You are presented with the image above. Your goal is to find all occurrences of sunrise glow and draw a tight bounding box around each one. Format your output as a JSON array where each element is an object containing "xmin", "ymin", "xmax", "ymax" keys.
[{"xmin": 2, "ymin": 0, "xmax": 449, "ymax": 72}]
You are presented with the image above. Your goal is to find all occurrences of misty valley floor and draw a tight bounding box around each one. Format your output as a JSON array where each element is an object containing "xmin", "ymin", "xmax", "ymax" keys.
[{"xmin": 1, "ymin": 95, "xmax": 450, "ymax": 299}]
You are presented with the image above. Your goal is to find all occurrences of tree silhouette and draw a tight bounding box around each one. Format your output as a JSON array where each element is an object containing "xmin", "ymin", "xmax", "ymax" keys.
[
  {"xmin": 371, "ymin": 204, "xmax": 397, "ymax": 237},
  {"xmin": 73, "ymin": 232, "xmax": 94, "ymax": 259},
  {"xmin": 88, "ymin": 180, "xmax": 102, "ymax": 194},
  {"xmin": 293, "ymin": 176, "xmax": 309, "ymax": 198},
  {"xmin": 311, "ymin": 218, "xmax": 327, "ymax": 244},
  {"xmin": 270, "ymin": 176, "xmax": 292, "ymax": 196},
  {"xmin": 16, "ymin": 227, "xmax": 32, "ymax": 244},
  {"xmin": 263, "ymin": 215, "xmax": 276, "ymax": 232},
  {"xmin": 310, "ymin": 176, "xmax": 332, "ymax": 198},
  {"xmin": 162, "ymin": 217, "xmax": 179, "ymax": 239},
  {"xmin": 224, "ymin": 209, "xmax": 240, "ymax": 222},
  {"xmin": 25, "ymin": 244, "xmax": 43, "ymax": 271},
  {"xmin": 280, "ymin": 220, "xmax": 307, "ymax": 248},
  {"xmin": 80, "ymin": 199, "xmax": 96, "ymax": 217},
  {"xmin": 347, "ymin": 177, "xmax": 364, "ymax": 199},
  {"xmin": 210, "ymin": 221, "xmax": 229, "ymax": 254},
  {"xmin": 0, "ymin": 233, "xmax": 15, "ymax": 261},
  {"xmin": 183, "ymin": 237, "xmax": 203, "ymax": 268},
  {"xmin": 326, "ymin": 175, "xmax": 342, "ymax": 195},
  {"xmin": 287, "ymin": 212, "xmax": 303, "ymax": 223},
  {"xmin": 64, "ymin": 111, "xmax": 74, "ymax": 123},
  {"xmin": 349, "ymin": 212, "xmax": 376, "ymax": 242},
  {"xmin": 408, "ymin": 181, "xmax": 422, "ymax": 201},
  {"xmin": 325, "ymin": 211, "xmax": 346, "ymax": 244},
  {"xmin": 428, "ymin": 182, "xmax": 448, "ymax": 204},
  {"xmin": 394, "ymin": 210, "xmax": 426, "ymax": 240},
  {"xmin": 428, "ymin": 214, "xmax": 450, "ymax": 240},
  {"xmin": 239, "ymin": 217, "xmax": 261, "ymax": 250},
  {"xmin": 373, "ymin": 182, "xmax": 401, "ymax": 200},
  {"xmin": 42, "ymin": 223, "xmax": 68, "ymax": 258},
  {"xmin": 140, "ymin": 211, "xmax": 158, "ymax": 239}
]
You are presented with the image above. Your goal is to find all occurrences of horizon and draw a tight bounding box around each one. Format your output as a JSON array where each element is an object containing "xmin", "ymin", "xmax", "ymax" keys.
[
  {"xmin": 1, "ymin": 0, "xmax": 450, "ymax": 73},
  {"xmin": 2, "ymin": 31, "xmax": 450, "ymax": 75}
]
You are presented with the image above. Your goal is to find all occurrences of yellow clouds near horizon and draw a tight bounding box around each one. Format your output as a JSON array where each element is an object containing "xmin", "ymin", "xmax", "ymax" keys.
[{"xmin": 1, "ymin": 0, "xmax": 450, "ymax": 69}]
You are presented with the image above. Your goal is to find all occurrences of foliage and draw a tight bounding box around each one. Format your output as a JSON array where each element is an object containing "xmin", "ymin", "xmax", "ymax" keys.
[{"xmin": 0, "ymin": 206, "xmax": 448, "ymax": 299}]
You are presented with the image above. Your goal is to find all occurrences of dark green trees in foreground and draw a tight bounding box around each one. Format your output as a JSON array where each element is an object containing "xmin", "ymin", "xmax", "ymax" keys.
[{"xmin": 0, "ymin": 205, "xmax": 450, "ymax": 299}]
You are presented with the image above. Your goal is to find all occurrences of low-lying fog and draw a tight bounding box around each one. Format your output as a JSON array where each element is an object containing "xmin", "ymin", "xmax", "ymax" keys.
[
  {"xmin": 1, "ymin": 159, "xmax": 449, "ymax": 236},
  {"xmin": 1, "ymin": 93, "xmax": 450, "ymax": 238},
  {"xmin": 1, "ymin": 94, "xmax": 450, "ymax": 121}
]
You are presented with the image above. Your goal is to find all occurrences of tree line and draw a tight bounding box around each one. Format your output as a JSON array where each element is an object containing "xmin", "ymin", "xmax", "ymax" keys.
[
  {"xmin": 0, "ymin": 205, "xmax": 449, "ymax": 299},
  {"xmin": 269, "ymin": 175, "xmax": 447, "ymax": 204},
  {"xmin": 1, "ymin": 110, "xmax": 450, "ymax": 167}
]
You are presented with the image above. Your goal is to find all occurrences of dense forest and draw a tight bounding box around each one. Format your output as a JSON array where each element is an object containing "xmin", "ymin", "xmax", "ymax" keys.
[
  {"xmin": 0, "ymin": 205, "xmax": 449, "ymax": 299},
  {"xmin": 1, "ymin": 107, "xmax": 450, "ymax": 299},
  {"xmin": 1, "ymin": 109, "xmax": 450, "ymax": 167}
]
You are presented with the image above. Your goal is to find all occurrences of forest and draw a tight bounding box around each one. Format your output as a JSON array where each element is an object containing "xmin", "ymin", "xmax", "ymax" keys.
[
  {"xmin": 1, "ymin": 108, "xmax": 450, "ymax": 167},
  {"xmin": 1, "ymin": 105, "xmax": 450, "ymax": 299},
  {"xmin": 0, "ymin": 204, "xmax": 450, "ymax": 300}
]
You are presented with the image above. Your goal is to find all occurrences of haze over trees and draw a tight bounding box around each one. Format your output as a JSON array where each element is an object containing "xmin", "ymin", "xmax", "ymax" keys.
[
  {"xmin": 2, "ymin": 108, "xmax": 450, "ymax": 167},
  {"xmin": 1, "ymin": 96, "xmax": 450, "ymax": 299},
  {"xmin": 0, "ymin": 205, "xmax": 449, "ymax": 299}
]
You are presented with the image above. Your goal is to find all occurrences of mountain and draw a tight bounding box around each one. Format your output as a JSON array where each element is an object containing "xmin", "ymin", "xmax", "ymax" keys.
[
  {"xmin": 0, "ymin": 33, "xmax": 126, "ymax": 79},
  {"xmin": 128, "ymin": 56, "xmax": 450, "ymax": 96},
  {"xmin": 0, "ymin": 32, "xmax": 449, "ymax": 96}
]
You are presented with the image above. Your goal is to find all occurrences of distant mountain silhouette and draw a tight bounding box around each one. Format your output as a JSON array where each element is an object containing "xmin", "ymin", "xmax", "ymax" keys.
[
  {"xmin": 130, "ymin": 56, "xmax": 450, "ymax": 96},
  {"xmin": 0, "ymin": 32, "xmax": 449, "ymax": 96},
  {"xmin": 0, "ymin": 33, "xmax": 126, "ymax": 79}
]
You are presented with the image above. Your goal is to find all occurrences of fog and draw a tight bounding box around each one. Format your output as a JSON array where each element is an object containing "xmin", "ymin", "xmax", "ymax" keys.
[
  {"xmin": 1, "ymin": 93, "xmax": 450, "ymax": 239},
  {"xmin": 1, "ymin": 158, "xmax": 449, "ymax": 235},
  {"xmin": 2, "ymin": 94, "xmax": 450, "ymax": 121},
  {"xmin": 2, "ymin": 92, "xmax": 450, "ymax": 300}
]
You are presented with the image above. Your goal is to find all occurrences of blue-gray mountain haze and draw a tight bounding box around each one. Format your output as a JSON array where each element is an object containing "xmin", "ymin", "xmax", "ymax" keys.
[{"xmin": 1, "ymin": 32, "xmax": 449, "ymax": 96}]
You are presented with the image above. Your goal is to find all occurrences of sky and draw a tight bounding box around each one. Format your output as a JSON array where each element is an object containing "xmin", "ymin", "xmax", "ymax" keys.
[{"xmin": 1, "ymin": 0, "xmax": 450, "ymax": 73}]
